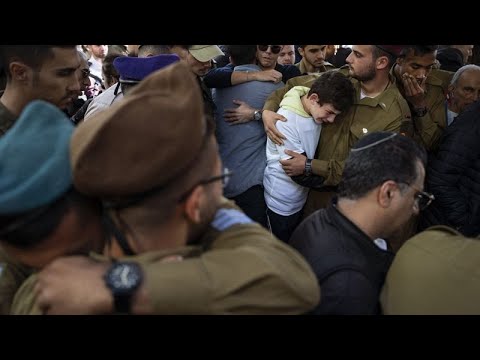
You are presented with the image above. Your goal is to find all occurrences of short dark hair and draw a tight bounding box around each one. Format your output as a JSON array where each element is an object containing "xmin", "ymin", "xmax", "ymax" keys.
[
  {"xmin": 0, "ymin": 188, "xmax": 100, "ymax": 249},
  {"xmin": 226, "ymin": 45, "xmax": 256, "ymax": 66},
  {"xmin": 308, "ymin": 71, "xmax": 355, "ymax": 113},
  {"xmin": 0, "ymin": 45, "xmax": 76, "ymax": 80},
  {"xmin": 399, "ymin": 45, "xmax": 439, "ymax": 58},
  {"xmin": 338, "ymin": 132, "xmax": 427, "ymax": 199},
  {"xmin": 102, "ymin": 53, "xmax": 122, "ymax": 87},
  {"xmin": 138, "ymin": 45, "xmax": 171, "ymax": 57}
]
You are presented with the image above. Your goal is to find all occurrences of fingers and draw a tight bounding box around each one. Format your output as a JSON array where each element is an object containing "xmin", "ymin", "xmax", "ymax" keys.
[
  {"xmin": 267, "ymin": 130, "xmax": 284, "ymax": 145},
  {"xmin": 232, "ymin": 99, "xmax": 244, "ymax": 106},
  {"xmin": 284, "ymin": 149, "xmax": 298, "ymax": 157}
]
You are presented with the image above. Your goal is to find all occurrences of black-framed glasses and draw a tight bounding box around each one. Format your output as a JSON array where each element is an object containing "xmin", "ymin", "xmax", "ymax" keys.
[
  {"xmin": 401, "ymin": 183, "xmax": 435, "ymax": 210},
  {"xmin": 178, "ymin": 168, "xmax": 233, "ymax": 203},
  {"xmin": 199, "ymin": 167, "xmax": 232, "ymax": 188},
  {"xmin": 258, "ymin": 45, "xmax": 282, "ymax": 54}
]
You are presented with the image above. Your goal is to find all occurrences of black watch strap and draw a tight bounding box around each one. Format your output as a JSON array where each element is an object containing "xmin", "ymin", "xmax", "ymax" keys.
[
  {"xmin": 114, "ymin": 294, "xmax": 132, "ymax": 314},
  {"xmin": 305, "ymin": 159, "xmax": 313, "ymax": 176}
]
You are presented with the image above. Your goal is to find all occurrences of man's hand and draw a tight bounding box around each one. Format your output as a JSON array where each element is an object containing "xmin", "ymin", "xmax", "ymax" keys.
[
  {"xmin": 263, "ymin": 110, "xmax": 287, "ymax": 145},
  {"xmin": 34, "ymin": 256, "xmax": 112, "ymax": 315},
  {"xmin": 224, "ymin": 100, "xmax": 255, "ymax": 125},
  {"xmin": 401, "ymin": 73, "xmax": 427, "ymax": 109},
  {"xmin": 280, "ymin": 150, "xmax": 307, "ymax": 176},
  {"xmin": 253, "ymin": 69, "xmax": 283, "ymax": 83}
]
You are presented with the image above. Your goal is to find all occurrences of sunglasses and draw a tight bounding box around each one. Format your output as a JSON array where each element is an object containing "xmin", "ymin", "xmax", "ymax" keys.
[{"xmin": 258, "ymin": 45, "xmax": 282, "ymax": 54}]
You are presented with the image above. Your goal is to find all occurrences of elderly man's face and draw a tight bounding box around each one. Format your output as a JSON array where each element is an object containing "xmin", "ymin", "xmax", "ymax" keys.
[{"xmin": 449, "ymin": 69, "xmax": 480, "ymax": 114}]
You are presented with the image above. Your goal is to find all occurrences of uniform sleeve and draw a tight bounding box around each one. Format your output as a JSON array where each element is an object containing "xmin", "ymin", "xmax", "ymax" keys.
[
  {"xmin": 311, "ymin": 159, "xmax": 345, "ymax": 186},
  {"xmin": 263, "ymin": 75, "xmax": 317, "ymax": 112},
  {"xmin": 0, "ymin": 248, "xmax": 34, "ymax": 315},
  {"xmin": 10, "ymin": 274, "xmax": 42, "ymax": 315},
  {"xmin": 142, "ymin": 223, "xmax": 320, "ymax": 314},
  {"xmin": 412, "ymin": 93, "xmax": 446, "ymax": 152},
  {"xmin": 203, "ymin": 64, "xmax": 235, "ymax": 89}
]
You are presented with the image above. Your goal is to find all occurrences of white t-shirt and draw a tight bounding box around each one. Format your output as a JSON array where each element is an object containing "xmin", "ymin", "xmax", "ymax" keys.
[{"xmin": 263, "ymin": 108, "xmax": 322, "ymax": 216}]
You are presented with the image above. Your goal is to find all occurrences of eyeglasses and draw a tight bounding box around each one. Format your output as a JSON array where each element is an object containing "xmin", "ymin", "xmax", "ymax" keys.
[
  {"xmin": 199, "ymin": 167, "xmax": 232, "ymax": 188},
  {"xmin": 178, "ymin": 168, "xmax": 233, "ymax": 203},
  {"xmin": 258, "ymin": 45, "xmax": 282, "ymax": 54},
  {"xmin": 401, "ymin": 183, "xmax": 435, "ymax": 210}
]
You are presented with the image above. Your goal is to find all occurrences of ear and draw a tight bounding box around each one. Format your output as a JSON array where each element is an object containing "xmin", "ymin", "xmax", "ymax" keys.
[
  {"xmin": 9, "ymin": 61, "xmax": 30, "ymax": 83},
  {"xmin": 298, "ymin": 47, "xmax": 305, "ymax": 57},
  {"xmin": 376, "ymin": 56, "xmax": 389, "ymax": 70},
  {"xmin": 447, "ymin": 83, "xmax": 455, "ymax": 95},
  {"xmin": 308, "ymin": 93, "xmax": 319, "ymax": 103},
  {"xmin": 377, "ymin": 180, "xmax": 397, "ymax": 208},
  {"xmin": 183, "ymin": 185, "xmax": 204, "ymax": 224}
]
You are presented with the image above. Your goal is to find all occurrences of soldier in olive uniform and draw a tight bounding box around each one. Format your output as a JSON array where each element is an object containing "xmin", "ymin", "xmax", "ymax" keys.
[
  {"xmin": 296, "ymin": 45, "xmax": 336, "ymax": 74},
  {"xmin": 261, "ymin": 45, "xmax": 412, "ymax": 216},
  {"xmin": 392, "ymin": 45, "xmax": 453, "ymax": 152},
  {"xmin": 0, "ymin": 45, "xmax": 82, "ymax": 314},
  {"xmin": 381, "ymin": 226, "xmax": 480, "ymax": 315},
  {"xmin": 13, "ymin": 61, "xmax": 320, "ymax": 315}
]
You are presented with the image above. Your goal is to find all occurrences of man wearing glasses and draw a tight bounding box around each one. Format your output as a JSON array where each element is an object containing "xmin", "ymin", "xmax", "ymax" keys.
[
  {"xmin": 290, "ymin": 131, "xmax": 430, "ymax": 315},
  {"xmin": 13, "ymin": 62, "xmax": 320, "ymax": 315}
]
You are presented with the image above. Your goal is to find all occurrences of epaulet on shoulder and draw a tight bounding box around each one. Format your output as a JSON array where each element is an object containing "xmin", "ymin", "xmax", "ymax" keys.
[
  {"xmin": 211, "ymin": 208, "xmax": 254, "ymax": 232},
  {"xmin": 430, "ymin": 69, "xmax": 454, "ymax": 92},
  {"xmin": 421, "ymin": 225, "xmax": 463, "ymax": 236},
  {"xmin": 338, "ymin": 65, "xmax": 350, "ymax": 76}
]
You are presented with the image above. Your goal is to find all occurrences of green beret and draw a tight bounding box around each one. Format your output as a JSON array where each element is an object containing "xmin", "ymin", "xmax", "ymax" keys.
[{"xmin": 0, "ymin": 100, "xmax": 74, "ymax": 214}]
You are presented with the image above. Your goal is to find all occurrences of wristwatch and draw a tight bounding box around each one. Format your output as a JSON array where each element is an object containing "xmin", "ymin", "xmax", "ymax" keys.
[
  {"xmin": 104, "ymin": 261, "xmax": 143, "ymax": 314},
  {"xmin": 412, "ymin": 106, "xmax": 428, "ymax": 117},
  {"xmin": 253, "ymin": 109, "xmax": 263, "ymax": 121},
  {"xmin": 304, "ymin": 159, "xmax": 313, "ymax": 176}
]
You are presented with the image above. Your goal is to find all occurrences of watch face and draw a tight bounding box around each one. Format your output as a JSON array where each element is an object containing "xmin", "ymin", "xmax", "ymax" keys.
[
  {"xmin": 254, "ymin": 111, "xmax": 261, "ymax": 121},
  {"xmin": 106, "ymin": 262, "xmax": 142, "ymax": 295}
]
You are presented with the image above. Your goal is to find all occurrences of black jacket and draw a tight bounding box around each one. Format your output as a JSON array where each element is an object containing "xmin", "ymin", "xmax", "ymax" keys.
[
  {"xmin": 290, "ymin": 200, "xmax": 395, "ymax": 315},
  {"xmin": 420, "ymin": 100, "xmax": 480, "ymax": 237}
]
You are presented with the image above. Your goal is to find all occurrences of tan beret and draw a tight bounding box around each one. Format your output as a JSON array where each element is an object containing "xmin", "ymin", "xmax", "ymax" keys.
[{"xmin": 71, "ymin": 61, "xmax": 206, "ymax": 197}]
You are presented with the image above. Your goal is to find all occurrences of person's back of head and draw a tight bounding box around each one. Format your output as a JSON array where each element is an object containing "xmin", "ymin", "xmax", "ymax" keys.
[
  {"xmin": 71, "ymin": 61, "xmax": 224, "ymax": 252},
  {"xmin": 113, "ymin": 53, "xmax": 180, "ymax": 95},
  {"xmin": 102, "ymin": 53, "xmax": 122, "ymax": 89},
  {"xmin": 138, "ymin": 45, "xmax": 171, "ymax": 58},
  {"xmin": 338, "ymin": 132, "xmax": 427, "ymax": 200},
  {"xmin": 226, "ymin": 45, "xmax": 257, "ymax": 66},
  {"xmin": 437, "ymin": 47, "xmax": 464, "ymax": 72},
  {"xmin": 381, "ymin": 225, "xmax": 480, "ymax": 314},
  {"xmin": 0, "ymin": 100, "xmax": 103, "ymax": 268}
]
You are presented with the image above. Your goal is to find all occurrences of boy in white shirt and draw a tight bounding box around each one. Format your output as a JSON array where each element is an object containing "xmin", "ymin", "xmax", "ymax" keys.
[{"xmin": 264, "ymin": 71, "xmax": 355, "ymax": 242}]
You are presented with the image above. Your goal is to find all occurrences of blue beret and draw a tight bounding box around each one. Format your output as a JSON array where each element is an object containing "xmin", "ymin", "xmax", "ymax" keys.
[
  {"xmin": 0, "ymin": 100, "xmax": 74, "ymax": 215},
  {"xmin": 114, "ymin": 54, "xmax": 180, "ymax": 83}
]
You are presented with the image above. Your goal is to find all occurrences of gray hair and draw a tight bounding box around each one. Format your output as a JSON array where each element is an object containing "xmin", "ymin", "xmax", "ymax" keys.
[{"xmin": 450, "ymin": 64, "xmax": 480, "ymax": 86}]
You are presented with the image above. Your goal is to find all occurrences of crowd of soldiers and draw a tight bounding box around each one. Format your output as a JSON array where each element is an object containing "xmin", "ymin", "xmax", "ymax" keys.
[{"xmin": 0, "ymin": 44, "xmax": 479, "ymax": 315}]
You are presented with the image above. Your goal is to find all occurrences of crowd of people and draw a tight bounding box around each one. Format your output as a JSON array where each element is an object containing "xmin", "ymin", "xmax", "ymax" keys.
[{"xmin": 0, "ymin": 44, "xmax": 479, "ymax": 315}]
